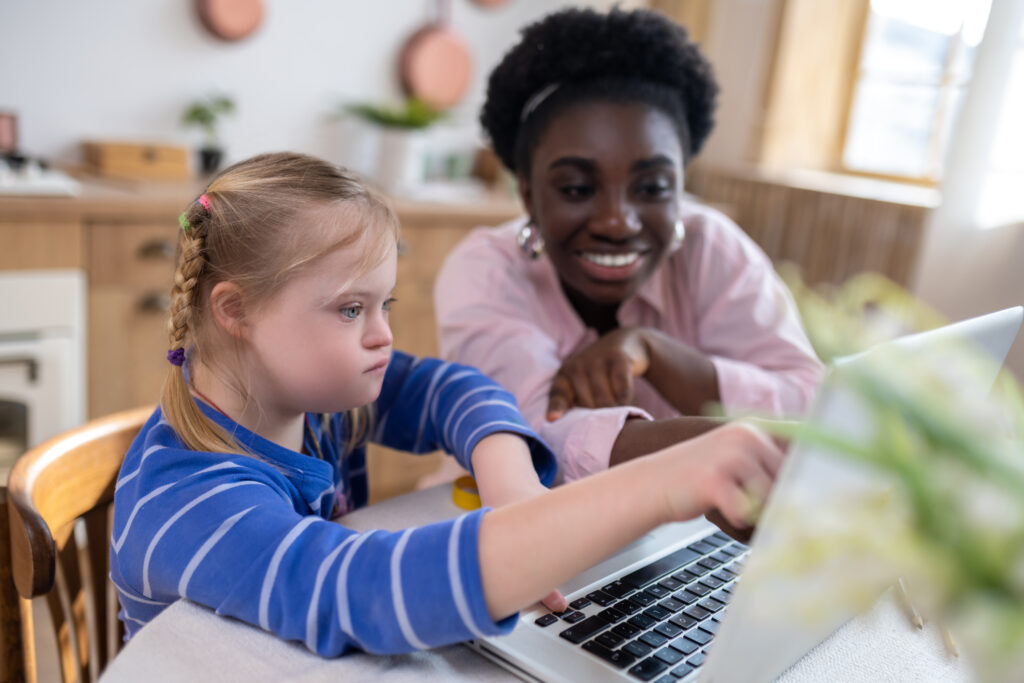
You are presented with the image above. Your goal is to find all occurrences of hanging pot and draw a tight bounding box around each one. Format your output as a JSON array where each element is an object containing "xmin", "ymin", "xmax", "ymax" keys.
[{"xmin": 398, "ymin": 0, "xmax": 473, "ymax": 111}]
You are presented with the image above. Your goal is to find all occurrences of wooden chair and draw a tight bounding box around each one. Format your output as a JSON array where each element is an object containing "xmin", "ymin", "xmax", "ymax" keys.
[{"xmin": 3, "ymin": 405, "xmax": 153, "ymax": 683}]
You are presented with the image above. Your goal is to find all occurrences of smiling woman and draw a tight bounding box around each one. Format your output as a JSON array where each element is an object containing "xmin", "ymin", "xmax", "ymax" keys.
[{"xmin": 435, "ymin": 7, "xmax": 826, "ymax": 482}]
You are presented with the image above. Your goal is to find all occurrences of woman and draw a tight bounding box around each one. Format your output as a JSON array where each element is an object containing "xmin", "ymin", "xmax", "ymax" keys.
[{"xmin": 435, "ymin": 7, "xmax": 823, "ymax": 482}]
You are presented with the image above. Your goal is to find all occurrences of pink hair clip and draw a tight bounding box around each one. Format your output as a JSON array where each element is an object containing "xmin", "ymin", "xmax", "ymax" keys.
[{"xmin": 197, "ymin": 194, "xmax": 211, "ymax": 213}]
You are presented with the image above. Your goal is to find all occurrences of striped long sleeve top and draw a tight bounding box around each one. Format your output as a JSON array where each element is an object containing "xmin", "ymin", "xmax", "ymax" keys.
[{"xmin": 110, "ymin": 351, "xmax": 557, "ymax": 656}]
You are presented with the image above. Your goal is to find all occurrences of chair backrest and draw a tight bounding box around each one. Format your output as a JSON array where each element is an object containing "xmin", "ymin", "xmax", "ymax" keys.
[{"xmin": 4, "ymin": 405, "xmax": 153, "ymax": 683}]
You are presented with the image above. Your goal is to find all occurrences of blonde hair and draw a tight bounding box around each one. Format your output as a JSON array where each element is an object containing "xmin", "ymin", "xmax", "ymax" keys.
[{"xmin": 162, "ymin": 152, "xmax": 398, "ymax": 455}]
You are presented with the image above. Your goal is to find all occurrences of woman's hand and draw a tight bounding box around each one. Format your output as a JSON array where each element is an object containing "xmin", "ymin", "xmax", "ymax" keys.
[{"xmin": 546, "ymin": 327, "xmax": 650, "ymax": 420}]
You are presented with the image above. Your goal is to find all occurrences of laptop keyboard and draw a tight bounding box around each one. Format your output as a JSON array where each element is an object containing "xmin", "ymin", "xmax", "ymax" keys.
[{"xmin": 532, "ymin": 530, "xmax": 749, "ymax": 682}]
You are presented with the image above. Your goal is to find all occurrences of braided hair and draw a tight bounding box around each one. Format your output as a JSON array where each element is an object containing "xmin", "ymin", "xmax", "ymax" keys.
[
  {"xmin": 162, "ymin": 152, "xmax": 397, "ymax": 455},
  {"xmin": 480, "ymin": 7, "xmax": 719, "ymax": 176}
]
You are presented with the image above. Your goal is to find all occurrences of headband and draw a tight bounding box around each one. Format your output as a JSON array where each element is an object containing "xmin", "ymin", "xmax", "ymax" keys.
[{"xmin": 520, "ymin": 83, "xmax": 560, "ymax": 122}]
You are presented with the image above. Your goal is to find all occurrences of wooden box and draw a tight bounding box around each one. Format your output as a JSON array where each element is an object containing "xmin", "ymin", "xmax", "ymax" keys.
[{"xmin": 82, "ymin": 141, "xmax": 191, "ymax": 180}]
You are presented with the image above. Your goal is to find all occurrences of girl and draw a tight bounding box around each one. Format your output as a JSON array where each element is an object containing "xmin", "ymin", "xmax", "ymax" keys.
[{"xmin": 111, "ymin": 152, "xmax": 784, "ymax": 657}]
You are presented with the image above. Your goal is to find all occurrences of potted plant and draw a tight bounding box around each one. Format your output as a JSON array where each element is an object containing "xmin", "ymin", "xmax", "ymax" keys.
[
  {"xmin": 181, "ymin": 94, "xmax": 236, "ymax": 175},
  {"xmin": 338, "ymin": 97, "xmax": 443, "ymax": 193}
]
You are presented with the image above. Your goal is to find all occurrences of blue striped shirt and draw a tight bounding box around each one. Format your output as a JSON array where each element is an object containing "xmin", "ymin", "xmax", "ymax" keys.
[{"xmin": 110, "ymin": 352, "xmax": 557, "ymax": 656}]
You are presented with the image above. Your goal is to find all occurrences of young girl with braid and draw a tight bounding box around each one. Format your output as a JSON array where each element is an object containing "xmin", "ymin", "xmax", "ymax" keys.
[{"xmin": 111, "ymin": 151, "xmax": 785, "ymax": 657}]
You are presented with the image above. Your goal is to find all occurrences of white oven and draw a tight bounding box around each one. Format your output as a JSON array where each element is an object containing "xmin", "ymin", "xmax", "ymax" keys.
[{"xmin": 0, "ymin": 270, "xmax": 86, "ymax": 480}]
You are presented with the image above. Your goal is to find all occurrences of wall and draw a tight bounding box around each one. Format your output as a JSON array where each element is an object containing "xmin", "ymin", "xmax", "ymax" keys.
[{"xmin": 0, "ymin": 0, "xmax": 621, "ymax": 168}]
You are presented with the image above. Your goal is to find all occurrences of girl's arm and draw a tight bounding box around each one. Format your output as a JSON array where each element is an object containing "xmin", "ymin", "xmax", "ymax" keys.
[{"xmin": 478, "ymin": 421, "xmax": 783, "ymax": 619}]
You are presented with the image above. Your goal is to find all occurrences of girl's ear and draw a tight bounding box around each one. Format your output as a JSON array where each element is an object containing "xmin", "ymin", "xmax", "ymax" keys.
[{"xmin": 209, "ymin": 281, "xmax": 248, "ymax": 339}]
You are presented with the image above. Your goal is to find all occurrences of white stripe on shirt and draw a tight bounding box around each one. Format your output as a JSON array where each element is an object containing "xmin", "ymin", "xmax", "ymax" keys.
[
  {"xmin": 441, "ymin": 386, "xmax": 496, "ymax": 448},
  {"xmin": 113, "ymin": 461, "xmax": 242, "ymax": 552},
  {"xmin": 335, "ymin": 531, "xmax": 377, "ymax": 641},
  {"xmin": 178, "ymin": 505, "xmax": 256, "ymax": 599},
  {"xmin": 447, "ymin": 514, "xmax": 489, "ymax": 638},
  {"xmin": 116, "ymin": 444, "xmax": 166, "ymax": 491},
  {"xmin": 390, "ymin": 528, "xmax": 430, "ymax": 650},
  {"xmin": 141, "ymin": 481, "xmax": 262, "ymax": 597},
  {"xmin": 447, "ymin": 401, "xmax": 522, "ymax": 453},
  {"xmin": 429, "ymin": 369, "xmax": 476, "ymax": 424},
  {"xmin": 414, "ymin": 362, "xmax": 449, "ymax": 451},
  {"xmin": 305, "ymin": 536, "xmax": 357, "ymax": 652},
  {"xmin": 461, "ymin": 420, "xmax": 528, "ymax": 456},
  {"xmin": 258, "ymin": 516, "xmax": 320, "ymax": 630}
]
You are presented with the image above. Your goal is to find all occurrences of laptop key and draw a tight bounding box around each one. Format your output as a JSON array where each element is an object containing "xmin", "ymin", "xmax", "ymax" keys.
[
  {"xmin": 654, "ymin": 676, "xmax": 676, "ymax": 683},
  {"xmin": 710, "ymin": 551, "xmax": 732, "ymax": 564},
  {"xmin": 682, "ymin": 605, "xmax": 711, "ymax": 621},
  {"xmin": 598, "ymin": 607, "xmax": 629, "ymax": 623},
  {"xmin": 622, "ymin": 639, "xmax": 654, "ymax": 657},
  {"xmin": 644, "ymin": 605, "xmax": 672, "ymax": 622},
  {"xmin": 639, "ymin": 631, "xmax": 669, "ymax": 648},
  {"xmin": 534, "ymin": 613, "xmax": 558, "ymax": 627},
  {"xmin": 699, "ymin": 620, "xmax": 719, "ymax": 635},
  {"xmin": 688, "ymin": 652, "xmax": 707, "ymax": 667},
  {"xmin": 646, "ymin": 584, "xmax": 672, "ymax": 598},
  {"xmin": 671, "ymin": 662, "xmax": 695, "ymax": 678},
  {"xmin": 659, "ymin": 576, "xmax": 685, "ymax": 591},
  {"xmin": 654, "ymin": 621, "xmax": 683, "ymax": 639},
  {"xmin": 613, "ymin": 622, "xmax": 642, "ymax": 639},
  {"xmin": 685, "ymin": 628, "xmax": 713, "ymax": 646},
  {"xmin": 686, "ymin": 541, "xmax": 716, "ymax": 555},
  {"xmin": 701, "ymin": 575, "xmax": 724, "ymax": 589},
  {"xmin": 659, "ymin": 597, "xmax": 685, "ymax": 613},
  {"xmin": 569, "ymin": 597, "xmax": 592, "ymax": 610},
  {"xmin": 616, "ymin": 599, "xmax": 643, "ymax": 615},
  {"xmin": 674, "ymin": 589, "xmax": 701, "ymax": 605},
  {"xmin": 685, "ymin": 582, "xmax": 712, "ymax": 597},
  {"xmin": 672, "ymin": 569, "xmax": 701, "ymax": 583},
  {"xmin": 559, "ymin": 615, "xmax": 610, "ymax": 644},
  {"xmin": 669, "ymin": 636, "xmax": 699, "ymax": 655},
  {"xmin": 683, "ymin": 562, "xmax": 710, "ymax": 576},
  {"xmin": 713, "ymin": 568, "xmax": 736, "ymax": 582},
  {"xmin": 582, "ymin": 640, "xmax": 638, "ymax": 669},
  {"xmin": 620, "ymin": 547, "xmax": 701, "ymax": 590},
  {"xmin": 603, "ymin": 580, "xmax": 636, "ymax": 599},
  {"xmin": 699, "ymin": 597, "xmax": 726, "ymax": 613},
  {"xmin": 595, "ymin": 631, "xmax": 626, "ymax": 649},
  {"xmin": 654, "ymin": 646, "xmax": 685, "ymax": 665},
  {"xmin": 586, "ymin": 589, "xmax": 617, "ymax": 606},
  {"xmin": 669, "ymin": 613, "xmax": 699, "ymax": 631},
  {"xmin": 562, "ymin": 610, "xmax": 587, "ymax": 623},
  {"xmin": 630, "ymin": 591, "xmax": 658, "ymax": 606},
  {"xmin": 628, "ymin": 656, "xmax": 669, "ymax": 681},
  {"xmin": 697, "ymin": 557, "xmax": 722, "ymax": 571},
  {"xmin": 628, "ymin": 613, "xmax": 657, "ymax": 630},
  {"xmin": 709, "ymin": 531, "xmax": 731, "ymax": 546}
]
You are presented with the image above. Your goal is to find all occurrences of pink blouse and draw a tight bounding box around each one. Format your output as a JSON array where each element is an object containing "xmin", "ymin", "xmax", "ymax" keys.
[{"xmin": 434, "ymin": 201, "xmax": 824, "ymax": 481}]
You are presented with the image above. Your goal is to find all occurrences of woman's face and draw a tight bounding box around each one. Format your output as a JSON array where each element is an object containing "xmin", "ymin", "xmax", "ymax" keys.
[{"xmin": 520, "ymin": 101, "xmax": 685, "ymax": 307}]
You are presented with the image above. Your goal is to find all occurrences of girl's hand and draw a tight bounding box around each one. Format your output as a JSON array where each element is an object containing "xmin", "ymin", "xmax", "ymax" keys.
[
  {"xmin": 546, "ymin": 327, "xmax": 650, "ymax": 420},
  {"xmin": 655, "ymin": 422, "xmax": 785, "ymax": 532}
]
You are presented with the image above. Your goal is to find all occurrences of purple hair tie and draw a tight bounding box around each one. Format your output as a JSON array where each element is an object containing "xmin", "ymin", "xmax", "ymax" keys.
[{"xmin": 167, "ymin": 348, "xmax": 186, "ymax": 366}]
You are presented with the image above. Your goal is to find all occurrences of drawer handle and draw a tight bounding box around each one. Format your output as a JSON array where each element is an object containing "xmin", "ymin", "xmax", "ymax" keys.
[
  {"xmin": 138, "ymin": 292, "xmax": 171, "ymax": 313},
  {"xmin": 0, "ymin": 356, "xmax": 38, "ymax": 383},
  {"xmin": 137, "ymin": 239, "xmax": 176, "ymax": 260}
]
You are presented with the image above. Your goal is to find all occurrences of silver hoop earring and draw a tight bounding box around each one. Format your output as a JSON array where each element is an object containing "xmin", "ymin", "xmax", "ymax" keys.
[
  {"xmin": 517, "ymin": 221, "xmax": 545, "ymax": 260},
  {"xmin": 671, "ymin": 219, "xmax": 685, "ymax": 249}
]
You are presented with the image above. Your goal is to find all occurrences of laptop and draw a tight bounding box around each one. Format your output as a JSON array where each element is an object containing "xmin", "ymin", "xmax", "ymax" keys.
[{"xmin": 466, "ymin": 306, "xmax": 1024, "ymax": 683}]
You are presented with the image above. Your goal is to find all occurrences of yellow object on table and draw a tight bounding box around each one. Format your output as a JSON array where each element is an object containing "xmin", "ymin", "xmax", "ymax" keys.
[{"xmin": 452, "ymin": 476, "xmax": 481, "ymax": 510}]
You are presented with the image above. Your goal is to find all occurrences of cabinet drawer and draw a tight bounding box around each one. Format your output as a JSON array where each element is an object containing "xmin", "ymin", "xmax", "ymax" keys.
[{"xmin": 88, "ymin": 222, "xmax": 179, "ymax": 289}]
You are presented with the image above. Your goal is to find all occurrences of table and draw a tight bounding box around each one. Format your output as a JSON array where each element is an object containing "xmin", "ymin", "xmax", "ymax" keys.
[{"xmin": 100, "ymin": 485, "xmax": 972, "ymax": 683}]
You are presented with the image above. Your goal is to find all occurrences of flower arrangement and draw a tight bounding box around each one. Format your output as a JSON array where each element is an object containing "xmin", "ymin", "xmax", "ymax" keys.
[{"xmin": 751, "ymin": 269, "xmax": 1024, "ymax": 681}]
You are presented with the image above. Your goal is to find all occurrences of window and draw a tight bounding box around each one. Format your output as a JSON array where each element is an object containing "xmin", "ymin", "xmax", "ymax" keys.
[
  {"xmin": 842, "ymin": 0, "xmax": 992, "ymax": 182},
  {"xmin": 976, "ymin": 19, "xmax": 1024, "ymax": 228}
]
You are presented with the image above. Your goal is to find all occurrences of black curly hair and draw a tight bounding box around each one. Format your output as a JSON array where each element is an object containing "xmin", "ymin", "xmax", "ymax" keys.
[{"xmin": 480, "ymin": 7, "xmax": 719, "ymax": 176}]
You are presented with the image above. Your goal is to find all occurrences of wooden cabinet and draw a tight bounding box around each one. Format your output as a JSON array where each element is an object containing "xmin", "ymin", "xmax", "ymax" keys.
[{"xmin": 86, "ymin": 221, "xmax": 178, "ymax": 417}]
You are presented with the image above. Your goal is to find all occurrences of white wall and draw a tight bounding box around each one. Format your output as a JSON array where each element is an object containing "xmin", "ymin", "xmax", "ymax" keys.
[{"xmin": 0, "ymin": 0, "xmax": 621, "ymax": 167}]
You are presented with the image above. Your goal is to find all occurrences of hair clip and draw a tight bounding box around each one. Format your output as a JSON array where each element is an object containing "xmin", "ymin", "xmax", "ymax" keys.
[
  {"xmin": 197, "ymin": 194, "xmax": 211, "ymax": 213},
  {"xmin": 178, "ymin": 212, "xmax": 191, "ymax": 233},
  {"xmin": 167, "ymin": 348, "xmax": 186, "ymax": 366}
]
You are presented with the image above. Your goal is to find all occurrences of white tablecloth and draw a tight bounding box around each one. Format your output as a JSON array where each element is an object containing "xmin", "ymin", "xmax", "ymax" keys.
[{"xmin": 101, "ymin": 486, "xmax": 973, "ymax": 683}]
